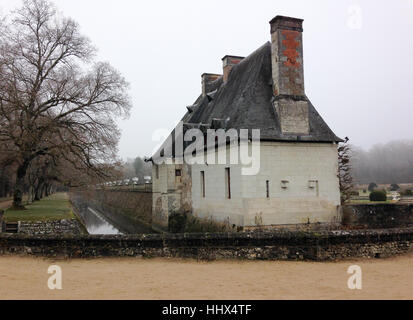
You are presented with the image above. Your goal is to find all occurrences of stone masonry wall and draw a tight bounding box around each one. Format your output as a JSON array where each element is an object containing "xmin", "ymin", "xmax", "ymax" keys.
[
  {"xmin": 18, "ymin": 219, "xmax": 84, "ymax": 236},
  {"xmin": 1, "ymin": 228, "xmax": 413, "ymax": 261},
  {"xmin": 343, "ymin": 204, "xmax": 413, "ymax": 229}
]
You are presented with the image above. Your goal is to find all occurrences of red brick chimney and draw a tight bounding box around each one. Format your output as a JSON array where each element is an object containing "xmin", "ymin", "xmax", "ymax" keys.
[
  {"xmin": 270, "ymin": 15, "xmax": 309, "ymax": 135},
  {"xmin": 222, "ymin": 55, "xmax": 244, "ymax": 83},
  {"xmin": 270, "ymin": 15, "xmax": 305, "ymax": 97}
]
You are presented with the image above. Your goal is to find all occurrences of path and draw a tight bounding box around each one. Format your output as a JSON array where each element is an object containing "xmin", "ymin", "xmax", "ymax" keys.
[
  {"xmin": 0, "ymin": 254, "xmax": 413, "ymax": 300},
  {"xmin": 0, "ymin": 200, "xmax": 12, "ymax": 210}
]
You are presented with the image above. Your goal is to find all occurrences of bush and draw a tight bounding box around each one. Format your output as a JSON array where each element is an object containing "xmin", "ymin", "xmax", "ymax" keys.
[
  {"xmin": 368, "ymin": 182, "xmax": 378, "ymax": 192},
  {"xmin": 390, "ymin": 184, "xmax": 400, "ymax": 191},
  {"xmin": 369, "ymin": 190, "xmax": 387, "ymax": 202},
  {"xmin": 168, "ymin": 212, "xmax": 187, "ymax": 233}
]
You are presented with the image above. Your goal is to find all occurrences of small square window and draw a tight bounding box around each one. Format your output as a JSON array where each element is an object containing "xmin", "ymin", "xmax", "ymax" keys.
[
  {"xmin": 175, "ymin": 169, "xmax": 182, "ymax": 177},
  {"xmin": 309, "ymin": 180, "xmax": 318, "ymax": 189},
  {"xmin": 281, "ymin": 180, "xmax": 289, "ymax": 189}
]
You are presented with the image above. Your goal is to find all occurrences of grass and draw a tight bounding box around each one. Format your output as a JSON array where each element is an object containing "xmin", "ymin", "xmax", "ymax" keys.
[
  {"xmin": 4, "ymin": 193, "xmax": 75, "ymax": 222},
  {"xmin": 349, "ymin": 199, "xmax": 397, "ymax": 204}
]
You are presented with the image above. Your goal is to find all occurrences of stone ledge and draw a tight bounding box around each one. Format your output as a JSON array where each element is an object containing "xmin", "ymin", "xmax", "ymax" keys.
[{"xmin": 1, "ymin": 228, "xmax": 413, "ymax": 261}]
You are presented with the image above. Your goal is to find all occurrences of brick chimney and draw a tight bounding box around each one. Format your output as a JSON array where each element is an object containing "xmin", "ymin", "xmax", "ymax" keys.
[
  {"xmin": 270, "ymin": 15, "xmax": 309, "ymax": 135},
  {"xmin": 202, "ymin": 73, "xmax": 221, "ymax": 96},
  {"xmin": 222, "ymin": 55, "xmax": 244, "ymax": 83}
]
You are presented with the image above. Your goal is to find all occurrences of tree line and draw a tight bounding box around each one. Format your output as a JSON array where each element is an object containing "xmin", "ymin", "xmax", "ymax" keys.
[
  {"xmin": 0, "ymin": 0, "xmax": 131, "ymax": 208},
  {"xmin": 351, "ymin": 140, "xmax": 413, "ymax": 185}
]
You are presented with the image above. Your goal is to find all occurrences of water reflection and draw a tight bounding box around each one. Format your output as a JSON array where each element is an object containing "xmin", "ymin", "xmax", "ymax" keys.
[{"xmin": 77, "ymin": 207, "xmax": 121, "ymax": 235}]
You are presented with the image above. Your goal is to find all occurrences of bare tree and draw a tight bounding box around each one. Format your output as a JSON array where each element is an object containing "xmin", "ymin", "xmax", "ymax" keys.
[
  {"xmin": 0, "ymin": 0, "xmax": 131, "ymax": 209},
  {"xmin": 338, "ymin": 139, "xmax": 354, "ymax": 204}
]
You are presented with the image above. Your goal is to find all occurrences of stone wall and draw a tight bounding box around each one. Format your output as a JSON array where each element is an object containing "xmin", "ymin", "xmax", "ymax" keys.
[
  {"xmin": 1, "ymin": 228, "xmax": 413, "ymax": 261},
  {"xmin": 71, "ymin": 191, "xmax": 153, "ymax": 234},
  {"xmin": 152, "ymin": 162, "xmax": 192, "ymax": 232},
  {"xmin": 343, "ymin": 204, "xmax": 413, "ymax": 229},
  {"xmin": 94, "ymin": 190, "xmax": 152, "ymax": 225},
  {"xmin": 18, "ymin": 219, "xmax": 84, "ymax": 235}
]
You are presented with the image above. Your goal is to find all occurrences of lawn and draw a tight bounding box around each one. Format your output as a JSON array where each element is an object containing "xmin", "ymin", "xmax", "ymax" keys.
[
  {"xmin": 4, "ymin": 193, "xmax": 75, "ymax": 222},
  {"xmin": 349, "ymin": 199, "xmax": 396, "ymax": 204}
]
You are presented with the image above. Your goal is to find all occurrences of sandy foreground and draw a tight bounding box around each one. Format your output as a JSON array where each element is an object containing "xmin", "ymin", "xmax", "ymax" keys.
[{"xmin": 0, "ymin": 254, "xmax": 412, "ymax": 300}]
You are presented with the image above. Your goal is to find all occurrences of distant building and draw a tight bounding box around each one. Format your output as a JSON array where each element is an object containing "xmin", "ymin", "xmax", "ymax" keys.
[
  {"xmin": 148, "ymin": 15, "xmax": 342, "ymax": 231},
  {"xmin": 358, "ymin": 189, "xmax": 370, "ymax": 198}
]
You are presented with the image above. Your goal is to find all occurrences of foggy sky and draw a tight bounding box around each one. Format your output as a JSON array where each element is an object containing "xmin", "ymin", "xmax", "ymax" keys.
[{"xmin": 1, "ymin": 0, "xmax": 413, "ymax": 160}]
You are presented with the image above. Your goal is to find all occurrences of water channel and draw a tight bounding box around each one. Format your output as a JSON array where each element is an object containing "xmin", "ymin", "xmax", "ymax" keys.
[{"xmin": 76, "ymin": 206, "xmax": 122, "ymax": 235}]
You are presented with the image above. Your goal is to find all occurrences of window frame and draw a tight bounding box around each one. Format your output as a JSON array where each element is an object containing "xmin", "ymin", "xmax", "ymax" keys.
[
  {"xmin": 225, "ymin": 168, "xmax": 231, "ymax": 199},
  {"xmin": 200, "ymin": 171, "xmax": 206, "ymax": 198}
]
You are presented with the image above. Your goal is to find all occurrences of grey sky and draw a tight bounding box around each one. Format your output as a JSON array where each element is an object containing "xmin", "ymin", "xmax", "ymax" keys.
[{"xmin": 2, "ymin": 0, "xmax": 413, "ymax": 160}]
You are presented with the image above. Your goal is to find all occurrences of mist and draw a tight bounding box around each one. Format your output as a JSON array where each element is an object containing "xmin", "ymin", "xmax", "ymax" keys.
[{"xmin": 352, "ymin": 140, "xmax": 413, "ymax": 185}]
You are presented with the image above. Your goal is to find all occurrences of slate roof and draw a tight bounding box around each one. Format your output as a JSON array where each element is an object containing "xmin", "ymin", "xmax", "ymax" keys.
[{"xmin": 150, "ymin": 42, "xmax": 342, "ymax": 160}]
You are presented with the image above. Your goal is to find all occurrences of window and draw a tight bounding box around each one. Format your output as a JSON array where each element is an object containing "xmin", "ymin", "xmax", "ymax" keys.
[
  {"xmin": 266, "ymin": 180, "xmax": 270, "ymax": 198},
  {"xmin": 175, "ymin": 169, "xmax": 182, "ymax": 177},
  {"xmin": 225, "ymin": 168, "xmax": 231, "ymax": 199},
  {"xmin": 200, "ymin": 171, "xmax": 205, "ymax": 198},
  {"xmin": 308, "ymin": 180, "xmax": 317, "ymax": 189},
  {"xmin": 155, "ymin": 165, "xmax": 159, "ymax": 179}
]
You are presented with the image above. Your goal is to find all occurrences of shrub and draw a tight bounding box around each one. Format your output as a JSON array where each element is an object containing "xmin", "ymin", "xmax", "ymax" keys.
[
  {"xmin": 390, "ymin": 184, "xmax": 400, "ymax": 191},
  {"xmin": 369, "ymin": 190, "xmax": 387, "ymax": 202},
  {"xmin": 168, "ymin": 212, "xmax": 187, "ymax": 233},
  {"xmin": 368, "ymin": 183, "xmax": 378, "ymax": 192}
]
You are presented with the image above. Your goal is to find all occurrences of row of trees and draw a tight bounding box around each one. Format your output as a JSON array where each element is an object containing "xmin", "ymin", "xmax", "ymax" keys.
[
  {"xmin": 121, "ymin": 157, "xmax": 152, "ymax": 181},
  {"xmin": 0, "ymin": 0, "xmax": 131, "ymax": 208},
  {"xmin": 351, "ymin": 140, "xmax": 413, "ymax": 184}
]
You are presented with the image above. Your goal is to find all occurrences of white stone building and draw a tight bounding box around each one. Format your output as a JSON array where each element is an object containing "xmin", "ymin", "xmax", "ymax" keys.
[{"xmin": 148, "ymin": 15, "xmax": 343, "ymax": 231}]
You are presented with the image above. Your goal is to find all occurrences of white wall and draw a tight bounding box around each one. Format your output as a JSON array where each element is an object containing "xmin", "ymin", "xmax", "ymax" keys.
[{"xmin": 191, "ymin": 141, "xmax": 341, "ymax": 227}]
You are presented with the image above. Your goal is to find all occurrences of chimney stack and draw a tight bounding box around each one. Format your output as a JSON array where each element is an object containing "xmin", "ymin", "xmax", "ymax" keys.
[
  {"xmin": 222, "ymin": 55, "xmax": 244, "ymax": 83},
  {"xmin": 202, "ymin": 73, "xmax": 221, "ymax": 96},
  {"xmin": 270, "ymin": 15, "xmax": 309, "ymax": 135}
]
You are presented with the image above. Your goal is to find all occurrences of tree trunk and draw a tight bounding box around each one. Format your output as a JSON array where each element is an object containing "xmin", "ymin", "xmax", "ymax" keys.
[
  {"xmin": 12, "ymin": 162, "xmax": 29, "ymax": 209},
  {"xmin": 41, "ymin": 183, "xmax": 46, "ymax": 199},
  {"xmin": 27, "ymin": 185, "xmax": 35, "ymax": 204},
  {"xmin": 34, "ymin": 182, "xmax": 41, "ymax": 201}
]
